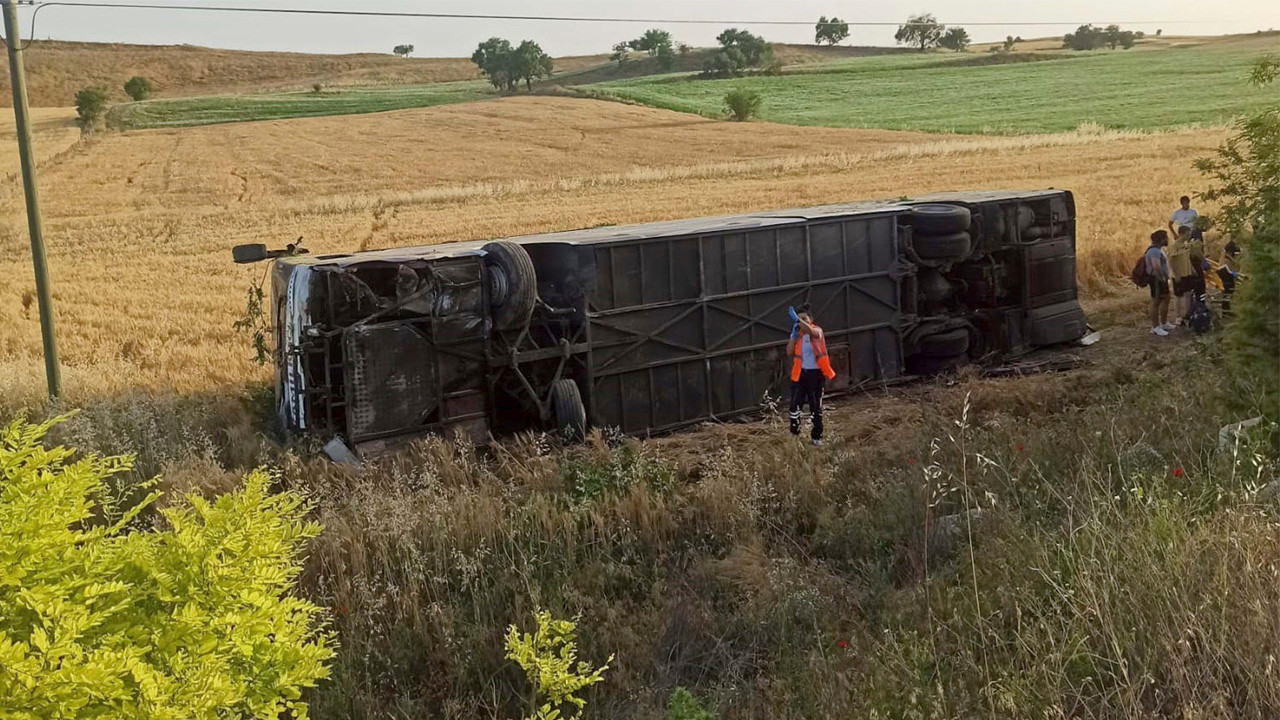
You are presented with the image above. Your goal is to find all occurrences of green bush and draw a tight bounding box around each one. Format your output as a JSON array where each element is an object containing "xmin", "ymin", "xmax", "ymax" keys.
[
  {"xmin": 724, "ymin": 88, "xmax": 762, "ymax": 121},
  {"xmin": 0, "ymin": 415, "xmax": 334, "ymax": 719},
  {"xmin": 667, "ymin": 687, "xmax": 715, "ymax": 720},
  {"xmin": 1198, "ymin": 54, "xmax": 1279, "ymax": 433},
  {"xmin": 505, "ymin": 609, "xmax": 610, "ymax": 720},
  {"xmin": 73, "ymin": 87, "xmax": 109, "ymax": 130},
  {"xmin": 123, "ymin": 76, "xmax": 152, "ymax": 101},
  {"xmin": 1224, "ymin": 224, "xmax": 1279, "ymax": 428}
]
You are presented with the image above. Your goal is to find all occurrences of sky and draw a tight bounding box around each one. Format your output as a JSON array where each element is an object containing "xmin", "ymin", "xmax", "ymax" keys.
[{"xmin": 14, "ymin": 0, "xmax": 1280, "ymax": 57}]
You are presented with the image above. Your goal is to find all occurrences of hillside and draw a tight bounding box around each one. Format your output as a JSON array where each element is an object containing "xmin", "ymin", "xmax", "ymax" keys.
[
  {"xmin": 550, "ymin": 43, "xmax": 913, "ymax": 86},
  {"xmin": 591, "ymin": 33, "xmax": 1280, "ymax": 133},
  {"xmin": 0, "ymin": 40, "xmax": 608, "ymax": 107}
]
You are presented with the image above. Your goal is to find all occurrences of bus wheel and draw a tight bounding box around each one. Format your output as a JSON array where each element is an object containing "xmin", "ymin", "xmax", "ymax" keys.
[
  {"xmin": 550, "ymin": 379, "xmax": 586, "ymax": 441},
  {"xmin": 483, "ymin": 241, "xmax": 537, "ymax": 331}
]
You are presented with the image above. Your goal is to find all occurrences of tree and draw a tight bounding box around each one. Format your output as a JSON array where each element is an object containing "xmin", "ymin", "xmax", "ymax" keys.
[
  {"xmin": 631, "ymin": 28, "xmax": 673, "ymax": 56},
  {"xmin": 1195, "ymin": 55, "xmax": 1279, "ymax": 426},
  {"xmin": 472, "ymin": 37, "xmax": 516, "ymax": 90},
  {"xmin": 939, "ymin": 27, "xmax": 970, "ymax": 52},
  {"xmin": 702, "ymin": 28, "xmax": 773, "ymax": 77},
  {"xmin": 656, "ymin": 42, "xmax": 676, "ymax": 71},
  {"xmin": 74, "ymin": 87, "xmax": 109, "ymax": 130},
  {"xmin": 0, "ymin": 416, "xmax": 334, "ymax": 719},
  {"xmin": 1063, "ymin": 24, "xmax": 1104, "ymax": 50},
  {"xmin": 392, "ymin": 43, "xmax": 414, "ymax": 58},
  {"xmin": 815, "ymin": 16, "xmax": 850, "ymax": 45},
  {"xmin": 1119, "ymin": 31, "xmax": 1137, "ymax": 49},
  {"xmin": 1104, "ymin": 24, "xmax": 1123, "ymax": 49},
  {"xmin": 895, "ymin": 13, "xmax": 944, "ymax": 52},
  {"xmin": 724, "ymin": 87, "xmax": 762, "ymax": 121},
  {"xmin": 611, "ymin": 41, "xmax": 631, "ymax": 67},
  {"xmin": 1002, "ymin": 35, "xmax": 1023, "ymax": 53},
  {"xmin": 512, "ymin": 39, "xmax": 553, "ymax": 90},
  {"xmin": 123, "ymin": 75, "xmax": 152, "ymax": 101},
  {"xmin": 1195, "ymin": 54, "xmax": 1279, "ymax": 237}
]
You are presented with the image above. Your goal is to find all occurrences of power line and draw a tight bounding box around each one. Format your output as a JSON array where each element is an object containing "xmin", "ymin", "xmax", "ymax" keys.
[{"xmin": 25, "ymin": 2, "xmax": 1212, "ymax": 28}]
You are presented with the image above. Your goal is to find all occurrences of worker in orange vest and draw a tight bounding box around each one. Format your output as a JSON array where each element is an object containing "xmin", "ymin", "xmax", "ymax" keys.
[{"xmin": 787, "ymin": 303, "xmax": 836, "ymax": 446}]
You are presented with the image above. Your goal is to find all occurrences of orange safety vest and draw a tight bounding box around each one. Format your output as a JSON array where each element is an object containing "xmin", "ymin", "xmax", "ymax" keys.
[{"xmin": 790, "ymin": 325, "xmax": 836, "ymax": 382}]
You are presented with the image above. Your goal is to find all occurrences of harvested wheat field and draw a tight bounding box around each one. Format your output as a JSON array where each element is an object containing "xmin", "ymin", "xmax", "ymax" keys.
[
  {"xmin": 0, "ymin": 96, "xmax": 1225, "ymax": 405},
  {"xmin": 0, "ymin": 107, "xmax": 80, "ymax": 179}
]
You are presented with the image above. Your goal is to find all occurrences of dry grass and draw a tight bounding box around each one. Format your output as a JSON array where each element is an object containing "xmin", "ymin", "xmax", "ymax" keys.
[
  {"xmin": 0, "ymin": 96, "xmax": 1227, "ymax": 407},
  {"xmin": 0, "ymin": 40, "xmax": 609, "ymax": 107},
  {"xmin": 0, "ymin": 107, "xmax": 81, "ymax": 179}
]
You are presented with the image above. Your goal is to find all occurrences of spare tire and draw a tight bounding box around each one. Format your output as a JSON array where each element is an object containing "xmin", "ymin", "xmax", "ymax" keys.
[
  {"xmin": 917, "ymin": 327, "xmax": 971, "ymax": 358},
  {"xmin": 483, "ymin": 240, "xmax": 536, "ymax": 330},
  {"xmin": 550, "ymin": 379, "xmax": 586, "ymax": 441},
  {"xmin": 910, "ymin": 204, "xmax": 971, "ymax": 235},
  {"xmin": 913, "ymin": 230, "xmax": 972, "ymax": 262}
]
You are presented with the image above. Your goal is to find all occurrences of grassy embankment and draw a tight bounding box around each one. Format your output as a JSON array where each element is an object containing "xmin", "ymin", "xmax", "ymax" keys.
[
  {"xmin": 0, "ymin": 39, "xmax": 610, "ymax": 107},
  {"xmin": 34, "ymin": 308, "xmax": 1278, "ymax": 719},
  {"xmin": 591, "ymin": 34, "xmax": 1280, "ymax": 133}
]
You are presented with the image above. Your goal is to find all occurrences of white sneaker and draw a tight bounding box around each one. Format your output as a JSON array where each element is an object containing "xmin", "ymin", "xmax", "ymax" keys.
[
  {"xmin": 1150, "ymin": 326, "xmax": 1169, "ymax": 336},
  {"xmin": 1161, "ymin": 323, "xmax": 1177, "ymax": 331},
  {"xmin": 811, "ymin": 439, "xmax": 823, "ymax": 447}
]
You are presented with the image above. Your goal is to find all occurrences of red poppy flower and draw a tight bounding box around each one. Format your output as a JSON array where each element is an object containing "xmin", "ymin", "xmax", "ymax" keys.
[
  {"xmin": 907, "ymin": 459, "xmax": 916, "ymax": 466},
  {"xmin": 836, "ymin": 640, "xmax": 848, "ymax": 649},
  {"xmin": 1016, "ymin": 444, "xmax": 1025, "ymax": 452},
  {"xmin": 1172, "ymin": 467, "xmax": 1184, "ymax": 477}
]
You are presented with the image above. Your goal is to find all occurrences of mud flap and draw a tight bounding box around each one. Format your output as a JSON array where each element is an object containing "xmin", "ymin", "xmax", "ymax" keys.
[{"xmin": 1024, "ymin": 300, "xmax": 1087, "ymax": 346}]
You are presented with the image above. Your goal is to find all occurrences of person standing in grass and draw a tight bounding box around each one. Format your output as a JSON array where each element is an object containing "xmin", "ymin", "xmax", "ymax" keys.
[
  {"xmin": 1168, "ymin": 195, "xmax": 1202, "ymax": 240},
  {"xmin": 1145, "ymin": 230, "xmax": 1174, "ymax": 336},
  {"xmin": 786, "ymin": 303, "xmax": 836, "ymax": 446},
  {"xmin": 1169, "ymin": 225, "xmax": 1207, "ymax": 324}
]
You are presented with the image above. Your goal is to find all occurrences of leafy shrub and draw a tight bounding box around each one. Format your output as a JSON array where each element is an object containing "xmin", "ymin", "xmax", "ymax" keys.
[
  {"xmin": 312, "ymin": 83, "xmax": 323, "ymax": 94},
  {"xmin": 667, "ymin": 687, "xmax": 715, "ymax": 720},
  {"xmin": 724, "ymin": 88, "xmax": 762, "ymax": 121},
  {"xmin": 73, "ymin": 87, "xmax": 109, "ymax": 130},
  {"xmin": 505, "ymin": 609, "xmax": 611, "ymax": 720},
  {"xmin": 562, "ymin": 441, "xmax": 672, "ymax": 503},
  {"xmin": 1223, "ymin": 224, "xmax": 1279, "ymax": 428},
  {"xmin": 0, "ymin": 415, "xmax": 334, "ymax": 719},
  {"xmin": 123, "ymin": 76, "xmax": 152, "ymax": 101},
  {"xmin": 1198, "ymin": 55, "xmax": 1279, "ymax": 430}
]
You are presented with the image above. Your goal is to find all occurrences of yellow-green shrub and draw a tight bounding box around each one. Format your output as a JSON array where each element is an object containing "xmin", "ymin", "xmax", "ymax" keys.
[{"xmin": 0, "ymin": 415, "xmax": 333, "ymax": 720}]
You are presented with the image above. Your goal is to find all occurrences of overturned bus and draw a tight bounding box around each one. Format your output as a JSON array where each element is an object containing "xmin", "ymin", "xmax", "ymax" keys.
[{"xmin": 233, "ymin": 189, "xmax": 1087, "ymax": 453}]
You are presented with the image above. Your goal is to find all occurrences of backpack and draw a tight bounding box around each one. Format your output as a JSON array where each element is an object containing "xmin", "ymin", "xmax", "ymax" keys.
[
  {"xmin": 1130, "ymin": 254, "xmax": 1150, "ymax": 288},
  {"xmin": 1187, "ymin": 293, "xmax": 1212, "ymax": 334}
]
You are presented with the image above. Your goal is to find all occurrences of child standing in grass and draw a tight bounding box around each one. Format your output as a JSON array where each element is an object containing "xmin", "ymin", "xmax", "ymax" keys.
[
  {"xmin": 1146, "ymin": 230, "xmax": 1174, "ymax": 336},
  {"xmin": 1169, "ymin": 226, "xmax": 1206, "ymax": 324}
]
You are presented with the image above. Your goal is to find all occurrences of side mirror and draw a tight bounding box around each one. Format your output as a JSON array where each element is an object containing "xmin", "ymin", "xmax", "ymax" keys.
[{"xmin": 232, "ymin": 243, "xmax": 269, "ymax": 264}]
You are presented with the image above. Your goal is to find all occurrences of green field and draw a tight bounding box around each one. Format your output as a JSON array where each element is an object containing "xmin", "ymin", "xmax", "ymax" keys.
[
  {"xmin": 590, "ymin": 37, "xmax": 1280, "ymax": 133},
  {"xmin": 107, "ymin": 80, "xmax": 492, "ymax": 129}
]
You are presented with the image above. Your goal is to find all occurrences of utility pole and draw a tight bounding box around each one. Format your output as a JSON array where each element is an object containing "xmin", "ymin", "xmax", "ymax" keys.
[{"xmin": 3, "ymin": 0, "xmax": 60, "ymax": 398}]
